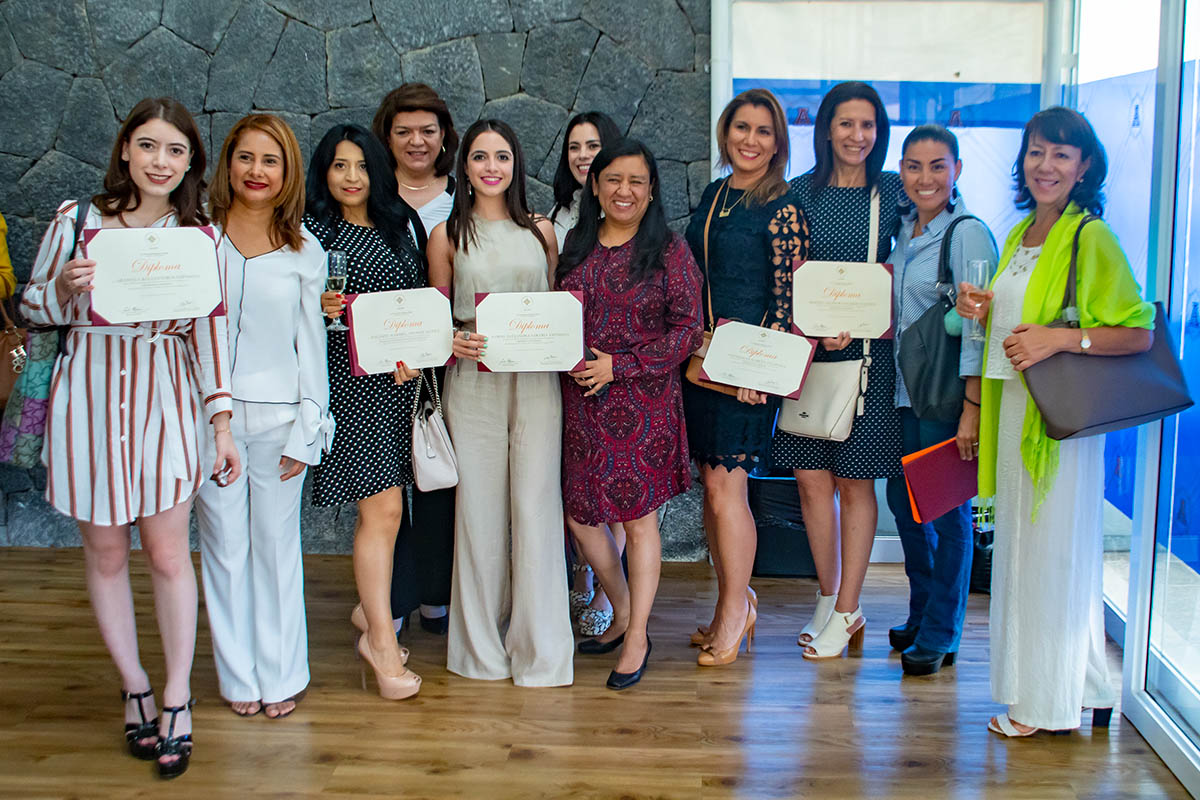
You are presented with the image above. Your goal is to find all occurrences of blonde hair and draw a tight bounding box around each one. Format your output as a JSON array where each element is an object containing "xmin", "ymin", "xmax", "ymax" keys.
[
  {"xmin": 209, "ymin": 114, "xmax": 305, "ymax": 251},
  {"xmin": 716, "ymin": 88, "xmax": 790, "ymax": 206}
]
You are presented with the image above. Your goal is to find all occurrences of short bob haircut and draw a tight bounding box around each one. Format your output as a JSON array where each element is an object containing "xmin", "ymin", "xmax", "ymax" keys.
[
  {"xmin": 1013, "ymin": 106, "xmax": 1107, "ymax": 216},
  {"xmin": 371, "ymin": 83, "xmax": 459, "ymax": 178},
  {"xmin": 305, "ymin": 124, "xmax": 424, "ymax": 259},
  {"xmin": 446, "ymin": 118, "xmax": 548, "ymax": 256},
  {"xmin": 94, "ymin": 97, "xmax": 208, "ymax": 226},
  {"xmin": 209, "ymin": 114, "xmax": 306, "ymax": 252},
  {"xmin": 716, "ymin": 88, "xmax": 790, "ymax": 206},
  {"xmin": 550, "ymin": 111, "xmax": 622, "ymax": 216},
  {"xmin": 811, "ymin": 81, "xmax": 890, "ymax": 195},
  {"xmin": 557, "ymin": 138, "xmax": 670, "ymax": 284}
]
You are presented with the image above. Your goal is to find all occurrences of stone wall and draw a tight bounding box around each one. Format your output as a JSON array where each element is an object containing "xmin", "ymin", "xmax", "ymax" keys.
[
  {"xmin": 0, "ymin": 0, "xmax": 713, "ymax": 279},
  {"xmin": 0, "ymin": 0, "xmax": 711, "ymax": 558}
]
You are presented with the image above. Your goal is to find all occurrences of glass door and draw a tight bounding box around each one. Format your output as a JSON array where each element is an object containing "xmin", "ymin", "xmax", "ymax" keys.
[{"xmin": 1124, "ymin": 1, "xmax": 1200, "ymax": 794}]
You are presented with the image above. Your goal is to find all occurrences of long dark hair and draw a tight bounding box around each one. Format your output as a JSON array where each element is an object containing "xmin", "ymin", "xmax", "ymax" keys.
[
  {"xmin": 446, "ymin": 119, "xmax": 548, "ymax": 255},
  {"xmin": 305, "ymin": 124, "xmax": 423, "ymax": 258},
  {"xmin": 371, "ymin": 82, "xmax": 459, "ymax": 177},
  {"xmin": 550, "ymin": 111, "xmax": 621, "ymax": 217},
  {"xmin": 811, "ymin": 81, "xmax": 890, "ymax": 195},
  {"xmin": 557, "ymin": 138, "xmax": 669, "ymax": 284},
  {"xmin": 1013, "ymin": 106, "xmax": 1107, "ymax": 215},
  {"xmin": 94, "ymin": 97, "xmax": 209, "ymax": 226}
]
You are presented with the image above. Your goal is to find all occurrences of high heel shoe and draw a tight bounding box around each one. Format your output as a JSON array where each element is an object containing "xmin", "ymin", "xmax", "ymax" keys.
[
  {"xmin": 803, "ymin": 607, "xmax": 865, "ymax": 660},
  {"xmin": 797, "ymin": 590, "xmax": 837, "ymax": 646},
  {"xmin": 121, "ymin": 688, "xmax": 158, "ymax": 760},
  {"xmin": 155, "ymin": 698, "xmax": 195, "ymax": 780},
  {"xmin": 900, "ymin": 644, "xmax": 956, "ymax": 676},
  {"xmin": 697, "ymin": 602, "xmax": 756, "ymax": 667},
  {"xmin": 356, "ymin": 633, "xmax": 421, "ymax": 700},
  {"xmin": 691, "ymin": 586, "xmax": 756, "ymax": 647},
  {"xmin": 351, "ymin": 604, "xmax": 410, "ymax": 665},
  {"xmin": 607, "ymin": 639, "xmax": 652, "ymax": 690},
  {"xmin": 888, "ymin": 622, "xmax": 920, "ymax": 652},
  {"xmin": 1091, "ymin": 707, "xmax": 1114, "ymax": 728}
]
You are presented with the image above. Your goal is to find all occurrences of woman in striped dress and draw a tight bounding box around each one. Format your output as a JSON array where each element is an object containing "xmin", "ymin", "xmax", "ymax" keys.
[{"xmin": 22, "ymin": 97, "xmax": 241, "ymax": 780}]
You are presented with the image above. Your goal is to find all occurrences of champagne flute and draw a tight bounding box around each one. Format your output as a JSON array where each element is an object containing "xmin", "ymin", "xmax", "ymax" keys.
[
  {"xmin": 326, "ymin": 250, "xmax": 349, "ymax": 332},
  {"xmin": 963, "ymin": 259, "xmax": 990, "ymax": 343}
]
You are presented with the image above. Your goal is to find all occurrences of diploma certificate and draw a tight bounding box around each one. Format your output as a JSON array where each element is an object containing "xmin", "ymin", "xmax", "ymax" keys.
[
  {"xmin": 344, "ymin": 287, "xmax": 454, "ymax": 375},
  {"xmin": 698, "ymin": 319, "xmax": 817, "ymax": 399},
  {"xmin": 791, "ymin": 259, "xmax": 894, "ymax": 339},
  {"xmin": 85, "ymin": 226, "xmax": 224, "ymax": 324},
  {"xmin": 474, "ymin": 290, "xmax": 585, "ymax": 372}
]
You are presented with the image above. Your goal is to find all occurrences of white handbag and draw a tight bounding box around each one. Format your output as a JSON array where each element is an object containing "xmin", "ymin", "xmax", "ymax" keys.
[
  {"xmin": 410, "ymin": 370, "xmax": 459, "ymax": 491},
  {"xmin": 778, "ymin": 187, "xmax": 880, "ymax": 442}
]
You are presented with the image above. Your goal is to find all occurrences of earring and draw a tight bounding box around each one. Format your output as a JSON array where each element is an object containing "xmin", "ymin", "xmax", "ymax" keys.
[
  {"xmin": 649, "ymin": 194, "xmax": 654, "ymax": 201},
  {"xmin": 441, "ymin": 144, "xmax": 447, "ymax": 155}
]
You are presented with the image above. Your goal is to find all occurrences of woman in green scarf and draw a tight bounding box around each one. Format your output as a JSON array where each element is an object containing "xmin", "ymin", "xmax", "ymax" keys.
[{"xmin": 958, "ymin": 107, "xmax": 1154, "ymax": 737}]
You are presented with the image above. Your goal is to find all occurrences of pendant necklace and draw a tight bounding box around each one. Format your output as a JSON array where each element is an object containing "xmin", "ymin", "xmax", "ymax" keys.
[{"xmin": 719, "ymin": 180, "xmax": 747, "ymax": 218}]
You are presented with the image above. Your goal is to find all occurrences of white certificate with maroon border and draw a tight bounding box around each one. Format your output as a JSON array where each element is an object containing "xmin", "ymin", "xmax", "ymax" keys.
[
  {"xmin": 791, "ymin": 259, "xmax": 894, "ymax": 339},
  {"xmin": 474, "ymin": 290, "xmax": 585, "ymax": 372},
  {"xmin": 344, "ymin": 287, "xmax": 454, "ymax": 375},
  {"xmin": 84, "ymin": 226, "xmax": 224, "ymax": 325},
  {"xmin": 698, "ymin": 319, "xmax": 817, "ymax": 399}
]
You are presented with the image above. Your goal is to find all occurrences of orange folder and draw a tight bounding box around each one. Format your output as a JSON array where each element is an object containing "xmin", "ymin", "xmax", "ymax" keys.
[{"xmin": 901, "ymin": 437, "xmax": 978, "ymax": 524}]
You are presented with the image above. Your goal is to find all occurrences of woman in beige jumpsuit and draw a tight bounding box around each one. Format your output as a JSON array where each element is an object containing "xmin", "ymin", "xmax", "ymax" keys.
[{"xmin": 426, "ymin": 119, "xmax": 573, "ymax": 687}]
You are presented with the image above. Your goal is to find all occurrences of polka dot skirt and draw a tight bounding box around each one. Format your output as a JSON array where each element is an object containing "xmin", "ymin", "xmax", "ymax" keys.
[
  {"xmin": 770, "ymin": 173, "xmax": 904, "ymax": 480},
  {"xmin": 304, "ymin": 215, "xmax": 424, "ymax": 506}
]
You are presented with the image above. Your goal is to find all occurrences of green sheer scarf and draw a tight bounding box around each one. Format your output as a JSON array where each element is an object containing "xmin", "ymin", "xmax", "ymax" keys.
[{"xmin": 977, "ymin": 204, "xmax": 1154, "ymax": 516}]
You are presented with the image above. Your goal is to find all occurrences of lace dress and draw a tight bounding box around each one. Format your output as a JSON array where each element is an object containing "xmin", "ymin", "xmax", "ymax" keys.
[{"xmin": 682, "ymin": 180, "xmax": 809, "ymax": 472}]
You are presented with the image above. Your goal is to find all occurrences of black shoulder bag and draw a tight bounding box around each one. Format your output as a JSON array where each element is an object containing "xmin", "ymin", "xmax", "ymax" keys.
[
  {"xmin": 898, "ymin": 214, "xmax": 981, "ymax": 423},
  {"xmin": 1023, "ymin": 215, "xmax": 1193, "ymax": 439}
]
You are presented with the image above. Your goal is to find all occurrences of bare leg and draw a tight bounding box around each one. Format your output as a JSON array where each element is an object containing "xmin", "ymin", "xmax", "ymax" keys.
[
  {"xmin": 832, "ymin": 478, "xmax": 877, "ymax": 614},
  {"xmin": 138, "ymin": 499, "xmax": 200, "ymax": 764},
  {"xmin": 588, "ymin": 523, "xmax": 626, "ymax": 615},
  {"xmin": 79, "ymin": 521, "xmax": 156, "ymax": 743},
  {"xmin": 567, "ymin": 517, "xmax": 628, "ymax": 643},
  {"xmin": 702, "ymin": 465, "xmax": 755, "ymax": 654},
  {"xmin": 355, "ymin": 488, "xmax": 411, "ymax": 677},
  {"xmin": 794, "ymin": 469, "xmax": 841, "ymax": 596},
  {"xmin": 699, "ymin": 474, "xmax": 724, "ymax": 633},
  {"xmin": 613, "ymin": 512, "xmax": 661, "ymax": 673}
]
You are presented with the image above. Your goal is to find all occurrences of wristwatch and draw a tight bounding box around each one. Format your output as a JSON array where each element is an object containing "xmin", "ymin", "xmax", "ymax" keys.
[{"xmin": 1080, "ymin": 329, "xmax": 1092, "ymax": 353}]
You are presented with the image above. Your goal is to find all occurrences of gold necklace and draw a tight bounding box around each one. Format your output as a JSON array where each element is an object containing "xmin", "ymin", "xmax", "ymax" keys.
[
  {"xmin": 399, "ymin": 177, "xmax": 435, "ymax": 191},
  {"xmin": 718, "ymin": 180, "xmax": 747, "ymax": 217}
]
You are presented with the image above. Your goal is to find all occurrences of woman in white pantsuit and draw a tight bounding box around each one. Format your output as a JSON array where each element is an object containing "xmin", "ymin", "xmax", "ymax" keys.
[
  {"xmin": 427, "ymin": 119, "xmax": 573, "ymax": 687},
  {"xmin": 196, "ymin": 114, "xmax": 333, "ymax": 720},
  {"xmin": 22, "ymin": 97, "xmax": 241, "ymax": 780}
]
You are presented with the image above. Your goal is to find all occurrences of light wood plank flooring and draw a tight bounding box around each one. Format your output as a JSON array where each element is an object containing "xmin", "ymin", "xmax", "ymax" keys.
[{"xmin": 0, "ymin": 548, "xmax": 1187, "ymax": 799}]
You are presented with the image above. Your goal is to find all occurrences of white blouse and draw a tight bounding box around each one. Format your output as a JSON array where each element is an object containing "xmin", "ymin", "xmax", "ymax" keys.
[
  {"xmin": 549, "ymin": 188, "xmax": 581, "ymax": 254},
  {"xmin": 984, "ymin": 245, "xmax": 1042, "ymax": 381},
  {"xmin": 219, "ymin": 227, "xmax": 334, "ymax": 464}
]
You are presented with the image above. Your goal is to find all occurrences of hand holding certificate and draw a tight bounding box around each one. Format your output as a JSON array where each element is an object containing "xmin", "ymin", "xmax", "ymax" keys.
[
  {"xmin": 697, "ymin": 319, "xmax": 817, "ymax": 399},
  {"xmin": 474, "ymin": 290, "xmax": 585, "ymax": 372},
  {"xmin": 344, "ymin": 287, "xmax": 454, "ymax": 375},
  {"xmin": 84, "ymin": 226, "xmax": 224, "ymax": 324},
  {"xmin": 792, "ymin": 259, "xmax": 894, "ymax": 339}
]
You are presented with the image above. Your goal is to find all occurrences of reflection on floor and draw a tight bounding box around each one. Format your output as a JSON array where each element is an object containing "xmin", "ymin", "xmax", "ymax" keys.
[{"xmin": 0, "ymin": 549, "xmax": 1187, "ymax": 798}]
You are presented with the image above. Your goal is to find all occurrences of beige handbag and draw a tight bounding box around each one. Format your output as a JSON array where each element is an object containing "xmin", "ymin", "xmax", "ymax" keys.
[
  {"xmin": 778, "ymin": 187, "xmax": 879, "ymax": 441},
  {"xmin": 410, "ymin": 370, "xmax": 458, "ymax": 491}
]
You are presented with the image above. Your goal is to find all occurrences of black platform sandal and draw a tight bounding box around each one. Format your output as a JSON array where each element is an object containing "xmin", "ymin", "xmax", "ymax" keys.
[
  {"xmin": 121, "ymin": 688, "xmax": 159, "ymax": 760},
  {"xmin": 156, "ymin": 698, "xmax": 196, "ymax": 780}
]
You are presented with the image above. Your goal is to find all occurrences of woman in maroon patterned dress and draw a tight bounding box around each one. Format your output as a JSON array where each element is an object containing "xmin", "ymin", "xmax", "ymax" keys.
[{"xmin": 556, "ymin": 138, "xmax": 702, "ymax": 689}]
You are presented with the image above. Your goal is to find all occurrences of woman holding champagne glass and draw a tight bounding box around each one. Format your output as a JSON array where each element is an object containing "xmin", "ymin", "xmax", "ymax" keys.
[{"xmin": 305, "ymin": 124, "xmax": 425, "ymax": 700}]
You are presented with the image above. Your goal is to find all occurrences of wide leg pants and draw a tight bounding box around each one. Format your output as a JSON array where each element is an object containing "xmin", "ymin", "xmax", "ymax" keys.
[
  {"xmin": 195, "ymin": 401, "xmax": 310, "ymax": 704},
  {"xmin": 444, "ymin": 363, "xmax": 573, "ymax": 687}
]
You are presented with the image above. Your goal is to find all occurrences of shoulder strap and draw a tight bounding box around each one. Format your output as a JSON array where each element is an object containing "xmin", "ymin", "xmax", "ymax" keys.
[
  {"xmin": 867, "ymin": 186, "xmax": 880, "ymax": 264},
  {"xmin": 700, "ymin": 180, "xmax": 725, "ymax": 331},
  {"xmin": 1062, "ymin": 214, "xmax": 1101, "ymax": 324},
  {"xmin": 937, "ymin": 214, "xmax": 981, "ymax": 290}
]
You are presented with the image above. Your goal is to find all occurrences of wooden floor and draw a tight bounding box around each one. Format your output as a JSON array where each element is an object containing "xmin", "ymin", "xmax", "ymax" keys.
[{"xmin": 0, "ymin": 548, "xmax": 1187, "ymax": 799}]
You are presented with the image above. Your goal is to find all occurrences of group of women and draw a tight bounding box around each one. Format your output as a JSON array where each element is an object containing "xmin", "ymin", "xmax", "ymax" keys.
[{"xmin": 19, "ymin": 75, "xmax": 1153, "ymax": 779}]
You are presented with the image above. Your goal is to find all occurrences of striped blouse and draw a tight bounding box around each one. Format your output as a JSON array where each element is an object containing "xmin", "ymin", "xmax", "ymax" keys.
[{"xmin": 22, "ymin": 200, "xmax": 233, "ymax": 525}]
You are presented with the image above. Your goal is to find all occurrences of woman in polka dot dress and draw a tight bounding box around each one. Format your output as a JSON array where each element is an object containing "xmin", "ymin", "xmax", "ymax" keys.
[
  {"xmin": 771, "ymin": 82, "xmax": 903, "ymax": 659},
  {"xmin": 305, "ymin": 124, "xmax": 424, "ymax": 700}
]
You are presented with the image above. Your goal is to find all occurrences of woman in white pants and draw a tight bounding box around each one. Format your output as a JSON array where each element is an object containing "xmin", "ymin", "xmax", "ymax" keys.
[{"xmin": 196, "ymin": 114, "xmax": 333, "ymax": 719}]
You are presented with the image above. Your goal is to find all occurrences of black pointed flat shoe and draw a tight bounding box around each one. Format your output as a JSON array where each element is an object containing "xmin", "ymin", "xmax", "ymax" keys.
[
  {"xmin": 606, "ymin": 639, "xmax": 651, "ymax": 690},
  {"xmin": 578, "ymin": 632, "xmax": 624, "ymax": 655}
]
